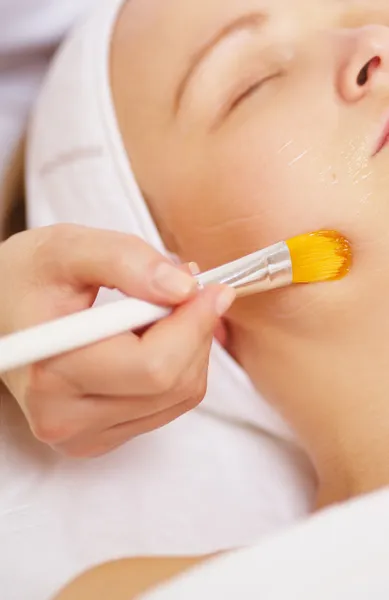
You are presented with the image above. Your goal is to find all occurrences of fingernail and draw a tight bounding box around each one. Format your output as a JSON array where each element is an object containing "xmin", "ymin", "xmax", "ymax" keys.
[
  {"xmin": 188, "ymin": 262, "xmax": 201, "ymax": 275},
  {"xmin": 152, "ymin": 262, "xmax": 197, "ymax": 299},
  {"xmin": 215, "ymin": 287, "xmax": 236, "ymax": 316}
]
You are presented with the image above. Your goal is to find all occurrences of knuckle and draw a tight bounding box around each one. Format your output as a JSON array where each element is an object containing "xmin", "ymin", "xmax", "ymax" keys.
[
  {"xmin": 182, "ymin": 375, "xmax": 208, "ymax": 408},
  {"xmin": 36, "ymin": 224, "xmax": 77, "ymax": 254},
  {"xmin": 195, "ymin": 378, "xmax": 208, "ymax": 404},
  {"xmin": 33, "ymin": 224, "xmax": 82, "ymax": 270},
  {"xmin": 145, "ymin": 356, "xmax": 179, "ymax": 393},
  {"xmin": 112, "ymin": 234, "xmax": 150, "ymax": 270},
  {"xmin": 48, "ymin": 223, "xmax": 82, "ymax": 244},
  {"xmin": 30, "ymin": 414, "xmax": 73, "ymax": 445},
  {"xmin": 25, "ymin": 370, "xmax": 84, "ymax": 445},
  {"xmin": 113, "ymin": 252, "xmax": 135, "ymax": 280},
  {"xmin": 191, "ymin": 382, "xmax": 208, "ymax": 407},
  {"xmin": 173, "ymin": 375, "xmax": 208, "ymax": 413}
]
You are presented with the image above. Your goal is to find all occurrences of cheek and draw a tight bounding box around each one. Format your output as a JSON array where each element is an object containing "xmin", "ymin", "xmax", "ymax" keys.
[
  {"xmin": 166, "ymin": 136, "xmax": 389, "ymax": 336},
  {"xmin": 148, "ymin": 114, "xmax": 389, "ymax": 333},
  {"xmin": 168, "ymin": 132, "xmax": 359, "ymax": 273}
]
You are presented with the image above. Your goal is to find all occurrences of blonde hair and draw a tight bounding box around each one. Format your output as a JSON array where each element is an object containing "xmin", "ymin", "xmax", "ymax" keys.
[{"xmin": 0, "ymin": 137, "xmax": 27, "ymax": 241}]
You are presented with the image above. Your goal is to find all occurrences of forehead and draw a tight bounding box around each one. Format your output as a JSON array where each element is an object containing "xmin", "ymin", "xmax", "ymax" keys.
[
  {"xmin": 124, "ymin": 0, "xmax": 383, "ymax": 36},
  {"xmin": 117, "ymin": 0, "xmax": 371, "ymax": 73},
  {"xmin": 117, "ymin": 0, "xmax": 306, "ymax": 96},
  {"xmin": 123, "ymin": 0, "xmax": 297, "ymax": 45}
]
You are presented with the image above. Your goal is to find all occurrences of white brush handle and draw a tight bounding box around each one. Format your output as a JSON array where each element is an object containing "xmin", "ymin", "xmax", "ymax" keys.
[
  {"xmin": 0, "ymin": 240, "xmax": 290, "ymax": 374},
  {"xmin": 0, "ymin": 298, "xmax": 170, "ymax": 373}
]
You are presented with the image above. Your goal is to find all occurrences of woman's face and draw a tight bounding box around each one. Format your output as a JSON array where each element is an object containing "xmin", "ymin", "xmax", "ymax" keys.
[{"xmin": 112, "ymin": 0, "xmax": 389, "ymax": 328}]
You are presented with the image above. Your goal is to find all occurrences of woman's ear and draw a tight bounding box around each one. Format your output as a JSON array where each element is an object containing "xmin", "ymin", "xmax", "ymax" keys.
[{"xmin": 0, "ymin": 136, "xmax": 26, "ymax": 241}]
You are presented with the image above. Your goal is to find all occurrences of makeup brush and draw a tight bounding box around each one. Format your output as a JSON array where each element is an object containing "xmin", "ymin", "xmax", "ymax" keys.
[{"xmin": 0, "ymin": 230, "xmax": 351, "ymax": 373}]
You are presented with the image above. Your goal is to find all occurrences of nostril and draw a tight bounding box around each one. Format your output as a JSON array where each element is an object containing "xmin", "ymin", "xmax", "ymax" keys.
[
  {"xmin": 357, "ymin": 56, "xmax": 381, "ymax": 86},
  {"xmin": 357, "ymin": 62, "xmax": 369, "ymax": 86}
]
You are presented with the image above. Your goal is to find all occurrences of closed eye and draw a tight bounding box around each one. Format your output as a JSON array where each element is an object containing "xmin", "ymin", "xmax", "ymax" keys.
[{"xmin": 228, "ymin": 72, "xmax": 282, "ymax": 115}]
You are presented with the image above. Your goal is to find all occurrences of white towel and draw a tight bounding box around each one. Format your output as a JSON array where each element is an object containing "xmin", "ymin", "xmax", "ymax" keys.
[
  {"xmin": 0, "ymin": 1, "xmax": 316, "ymax": 599},
  {"xmin": 142, "ymin": 487, "xmax": 389, "ymax": 600},
  {"xmin": 0, "ymin": 0, "xmax": 96, "ymax": 184}
]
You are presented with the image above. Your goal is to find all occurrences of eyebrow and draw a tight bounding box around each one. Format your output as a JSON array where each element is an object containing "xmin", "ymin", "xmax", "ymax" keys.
[{"xmin": 174, "ymin": 12, "xmax": 267, "ymax": 113}]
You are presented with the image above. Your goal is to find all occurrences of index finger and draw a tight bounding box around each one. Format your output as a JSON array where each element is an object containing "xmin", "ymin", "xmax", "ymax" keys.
[{"xmin": 31, "ymin": 224, "xmax": 197, "ymax": 305}]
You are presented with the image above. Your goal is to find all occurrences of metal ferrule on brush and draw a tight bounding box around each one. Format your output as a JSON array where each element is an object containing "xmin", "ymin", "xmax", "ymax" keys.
[{"xmin": 194, "ymin": 241, "xmax": 293, "ymax": 297}]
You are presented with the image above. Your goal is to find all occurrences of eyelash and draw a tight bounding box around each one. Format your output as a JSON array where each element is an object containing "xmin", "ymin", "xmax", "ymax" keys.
[{"xmin": 228, "ymin": 72, "xmax": 282, "ymax": 114}]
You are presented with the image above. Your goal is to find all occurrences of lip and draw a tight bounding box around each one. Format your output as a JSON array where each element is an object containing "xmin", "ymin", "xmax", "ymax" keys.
[{"xmin": 373, "ymin": 111, "xmax": 389, "ymax": 157}]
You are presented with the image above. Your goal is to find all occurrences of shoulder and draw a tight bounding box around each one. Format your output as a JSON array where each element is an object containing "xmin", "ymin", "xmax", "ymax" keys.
[{"xmin": 53, "ymin": 557, "xmax": 208, "ymax": 600}]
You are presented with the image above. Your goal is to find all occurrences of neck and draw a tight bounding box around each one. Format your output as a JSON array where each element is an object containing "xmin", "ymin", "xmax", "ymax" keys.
[{"xmin": 226, "ymin": 294, "xmax": 389, "ymax": 508}]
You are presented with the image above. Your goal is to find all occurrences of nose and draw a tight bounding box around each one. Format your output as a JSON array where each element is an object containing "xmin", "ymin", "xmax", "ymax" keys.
[{"xmin": 338, "ymin": 25, "xmax": 389, "ymax": 102}]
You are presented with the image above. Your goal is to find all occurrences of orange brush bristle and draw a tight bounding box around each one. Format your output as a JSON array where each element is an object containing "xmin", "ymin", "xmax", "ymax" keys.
[{"xmin": 286, "ymin": 230, "xmax": 352, "ymax": 284}]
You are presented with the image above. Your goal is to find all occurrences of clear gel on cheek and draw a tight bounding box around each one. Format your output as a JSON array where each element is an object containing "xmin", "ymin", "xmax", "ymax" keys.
[
  {"xmin": 342, "ymin": 135, "xmax": 370, "ymax": 185},
  {"xmin": 277, "ymin": 139, "xmax": 294, "ymax": 154},
  {"xmin": 288, "ymin": 148, "xmax": 310, "ymax": 167},
  {"xmin": 317, "ymin": 164, "xmax": 338, "ymax": 186}
]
